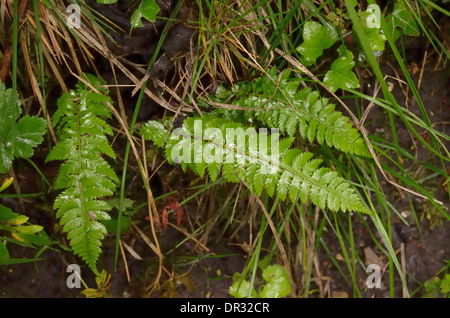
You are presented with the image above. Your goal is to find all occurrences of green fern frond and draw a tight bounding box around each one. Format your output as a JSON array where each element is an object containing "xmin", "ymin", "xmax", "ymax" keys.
[
  {"xmin": 46, "ymin": 74, "xmax": 118, "ymax": 275},
  {"xmin": 210, "ymin": 69, "xmax": 370, "ymax": 157},
  {"xmin": 141, "ymin": 115, "xmax": 369, "ymax": 214}
]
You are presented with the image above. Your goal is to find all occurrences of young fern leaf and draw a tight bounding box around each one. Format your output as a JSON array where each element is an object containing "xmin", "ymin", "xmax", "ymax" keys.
[
  {"xmin": 46, "ymin": 75, "xmax": 119, "ymax": 275},
  {"xmin": 210, "ymin": 69, "xmax": 370, "ymax": 157},
  {"xmin": 141, "ymin": 115, "xmax": 369, "ymax": 214}
]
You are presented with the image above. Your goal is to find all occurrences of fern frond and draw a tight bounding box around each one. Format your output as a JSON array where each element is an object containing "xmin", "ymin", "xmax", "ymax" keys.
[
  {"xmin": 46, "ymin": 74, "xmax": 118, "ymax": 274},
  {"xmin": 211, "ymin": 69, "xmax": 370, "ymax": 157},
  {"xmin": 141, "ymin": 115, "xmax": 369, "ymax": 214}
]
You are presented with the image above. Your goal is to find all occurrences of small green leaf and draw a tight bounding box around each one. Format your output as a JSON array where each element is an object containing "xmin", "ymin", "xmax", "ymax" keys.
[
  {"xmin": 441, "ymin": 274, "xmax": 450, "ymax": 294},
  {"xmin": 297, "ymin": 21, "xmax": 338, "ymax": 66},
  {"xmin": 12, "ymin": 225, "xmax": 43, "ymax": 234},
  {"xmin": 130, "ymin": 0, "xmax": 160, "ymax": 29},
  {"xmin": 13, "ymin": 232, "xmax": 51, "ymax": 246},
  {"xmin": 6, "ymin": 215, "xmax": 29, "ymax": 225},
  {"xmin": 130, "ymin": 10, "xmax": 144, "ymax": 29},
  {"xmin": 423, "ymin": 277, "xmax": 442, "ymax": 298},
  {"xmin": 12, "ymin": 116, "xmax": 47, "ymax": 159},
  {"xmin": 107, "ymin": 198, "xmax": 134, "ymax": 210},
  {"xmin": 258, "ymin": 255, "xmax": 272, "ymax": 272},
  {"xmin": 0, "ymin": 242, "xmax": 10, "ymax": 264},
  {"xmin": 323, "ymin": 46, "xmax": 360, "ymax": 92},
  {"xmin": 260, "ymin": 265, "xmax": 291, "ymax": 298},
  {"xmin": 0, "ymin": 83, "xmax": 47, "ymax": 173},
  {"xmin": 102, "ymin": 216, "xmax": 131, "ymax": 234},
  {"xmin": 385, "ymin": 1, "xmax": 420, "ymax": 41},
  {"xmin": 229, "ymin": 273, "xmax": 257, "ymax": 298},
  {"xmin": 140, "ymin": 120, "xmax": 168, "ymax": 147},
  {"xmin": 0, "ymin": 205, "xmax": 20, "ymax": 223},
  {"xmin": 0, "ymin": 177, "xmax": 13, "ymax": 192}
]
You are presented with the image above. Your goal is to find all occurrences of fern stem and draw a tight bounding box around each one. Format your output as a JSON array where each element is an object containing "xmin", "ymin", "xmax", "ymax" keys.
[{"xmin": 75, "ymin": 103, "xmax": 92, "ymax": 274}]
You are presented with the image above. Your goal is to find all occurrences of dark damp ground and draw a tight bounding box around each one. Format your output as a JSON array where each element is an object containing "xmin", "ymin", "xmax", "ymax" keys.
[{"xmin": 0, "ymin": 1, "xmax": 449, "ymax": 298}]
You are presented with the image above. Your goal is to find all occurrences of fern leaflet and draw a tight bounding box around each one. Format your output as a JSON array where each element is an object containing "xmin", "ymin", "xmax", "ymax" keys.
[{"xmin": 46, "ymin": 75, "xmax": 119, "ymax": 274}]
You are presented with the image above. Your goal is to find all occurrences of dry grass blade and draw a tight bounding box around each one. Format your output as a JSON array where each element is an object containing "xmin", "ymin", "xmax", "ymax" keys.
[
  {"xmin": 19, "ymin": 31, "xmax": 57, "ymax": 143},
  {"xmin": 169, "ymin": 222, "xmax": 210, "ymax": 253},
  {"xmin": 119, "ymin": 239, "xmax": 131, "ymax": 283},
  {"xmin": 0, "ymin": 0, "xmax": 29, "ymax": 83}
]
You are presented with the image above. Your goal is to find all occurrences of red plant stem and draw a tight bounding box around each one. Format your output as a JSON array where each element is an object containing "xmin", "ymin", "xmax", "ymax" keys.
[{"xmin": 0, "ymin": 0, "xmax": 31, "ymax": 83}]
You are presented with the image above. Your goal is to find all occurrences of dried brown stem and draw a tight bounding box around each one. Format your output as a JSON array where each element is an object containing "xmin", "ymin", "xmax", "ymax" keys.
[{"xmin": 0, "ymin": 0, "xmax": 30, "ymax": 83}]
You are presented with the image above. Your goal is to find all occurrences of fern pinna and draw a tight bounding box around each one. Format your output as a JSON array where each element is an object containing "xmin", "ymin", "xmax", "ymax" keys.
[
  {"xmin": 141, "ymin": 115, "xmax": 369, "ymax": 214},
  {"xmin": 211, "ymin": 69, "xmax": 370, "ymax": 157},
  {"xmin": 46, "ymin": 75, "xmax": 118, "ymax": 274}
]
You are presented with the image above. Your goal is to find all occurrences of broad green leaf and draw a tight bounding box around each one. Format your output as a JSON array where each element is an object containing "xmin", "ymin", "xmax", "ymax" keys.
[
  {"xmin": 130, "ymin": 0, "xmax": 160, "ymax": 28},
  {"xmin": 297, "ymin": 21, "xmax": 338, "ymax": 66},
  {"xmin": 323, "ymin": 46, "xmax": 360, "ymax": 92},
  {"xmin": 260, "ymin": 265, "xmax": 291, "ymax": 298}
]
